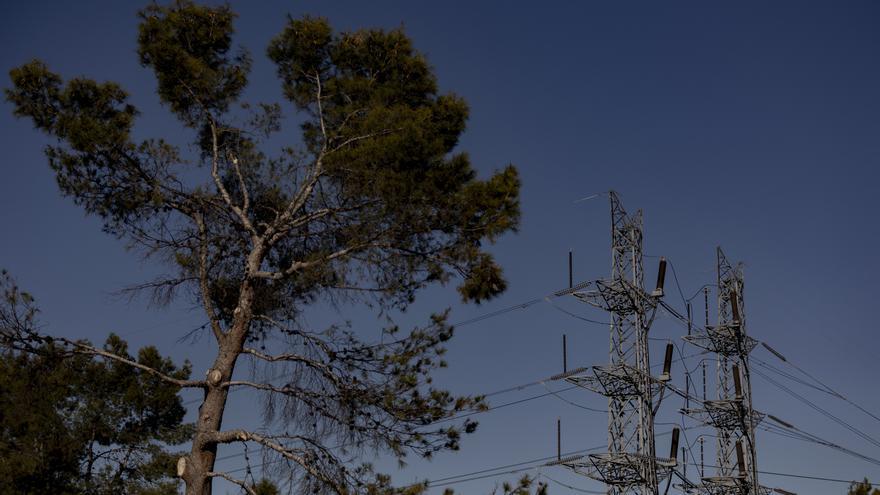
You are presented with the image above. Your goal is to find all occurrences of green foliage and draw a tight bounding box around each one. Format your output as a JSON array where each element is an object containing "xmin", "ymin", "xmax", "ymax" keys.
[
  {"xmin": 138, "ymin": 0, "xmax": 250, "ymax": 126},
  {"xmin": 849, "ymin": 479, "xmax": 880, "ymax": 495},
  {"xmin": 7, "ymin": 60, "xmax": 157, "ymax": 231},
  {"xmin": 252, "ymin": 478, "xmax": 280, "ymax": 495},
  {"xmin": 437, "ymin": 475, "xmax": 547, "ymax": 495},
  {"xmin": 0, "ymin": 332, "xmax": 192, "ymax": 494},
  {"xmin": 267, "ymin": 18, "xmax": 520, "ymax": 304},
  {"xmin": 495, "ymin": 476, "xmax": 548, "ymax": 495}
]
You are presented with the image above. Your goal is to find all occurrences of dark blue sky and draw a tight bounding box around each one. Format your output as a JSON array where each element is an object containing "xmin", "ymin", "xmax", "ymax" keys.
[{"xmin": 2, "ymin": 1, "xmax": 879, "ymax": 493}]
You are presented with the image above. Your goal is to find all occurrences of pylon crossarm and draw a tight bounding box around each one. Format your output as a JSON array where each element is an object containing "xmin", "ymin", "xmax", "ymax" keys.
[
  {"xmin": 572, "ymin": 288, "xmax": 605, "ymax": 310},
  {"xmin": 673, "ymin": 475, "xmax": 702, "ymax": 494},
  {"xmin": 586, "ymin": 278, "xmax": 659, "ymax": 313},
  {"xmin": 561, "ymin": 453, "xmax": 674, "ymax": 486},
  {"xmin": 682, "ymin": 402, "xmax": 766, "ymax": 430},
  {"xmin": 593, "ymin": 364, "xmax": 642, "ymax": 397},
  {"xmin": 692, "ymin": 476, "xmax": 774, "ymax": 495},
  {"xmin": 562, "ymin": 452, "xmax": 674, "ymax": 486},
  {"xmin": 546, "ymin": 454, "xmax": 586, "ymax": 467},
  {"xmin": 566, "ymin": 363, "xmax": 667, "ymax": 397},
  {"xmin": 553, "ymin": 280, "xmax": 595, "ymax": 298},
  {"xmin": 682, "ymin": 329, "xmax": 758, "ymax": 357},
  {"xmin": 564, "ymin": 372, "xmax": 604, "ymax": 394},
  {"xmin": 597, "ymin": 279, "xmax": 639, "ymax": 314}
]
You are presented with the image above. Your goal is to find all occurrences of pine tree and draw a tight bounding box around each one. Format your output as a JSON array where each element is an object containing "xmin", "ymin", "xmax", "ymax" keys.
[
  {"xmin": 5, "ymin": 2, "xmax": 520, "ymax": 493},
  {"xmin": 0, "ymin": 274, "xmax": 191, "ymax": 495}
]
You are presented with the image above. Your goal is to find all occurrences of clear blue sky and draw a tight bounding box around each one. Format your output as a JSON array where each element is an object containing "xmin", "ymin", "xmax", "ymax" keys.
[{"xmin": 2, "ymin": 1, "xmax": 879, "ymax": 494}]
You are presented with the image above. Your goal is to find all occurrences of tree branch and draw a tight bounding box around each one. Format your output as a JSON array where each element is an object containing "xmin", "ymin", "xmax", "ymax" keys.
[
  {"xmin": 62, "ymin": 337, "xmax": 205, "ymax": 388},
  {"xmin": 208, "ymin": 429, "xmax": 342, "ymax": 492},
  {"xmin": 206, "ymin": 471, "xmax": 257, "ymax": 495},
  {"xmin": 252, "ymin": 241, "xmax": 376, "ymax": 280},
  {"xmin": 242, "ymin": 347, "xmax": 341, "ymax": 386},
  {"xmin": 195, "ymin": 213, "xmax": 225, "ymax": 342},
  {"xmin": 209, "ymin": 118, "xmax": 258, "ymax": 239},
  {"xmin": 264, "ymin": 71, "xmax": 329, "ymax": 245},
  {"xmin": 327, "ymin": 128, "xmax": 398, "ymax": 154},
  {"xmin": 229, "ymin": 152, "xmax": 250, "ymax": 219}
]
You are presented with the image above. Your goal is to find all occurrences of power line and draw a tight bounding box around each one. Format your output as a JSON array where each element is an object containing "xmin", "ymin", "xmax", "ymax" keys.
[
  {"xmin": 753, "ymin": 368, "xmax": 880, "ymax": 450},
  {"xmin": 220, "ymin": 445, "xmax": 607, "ymax": 482},
  {"xmin": 212, "ymin": 369, "xmax": 601, "ymax": 464},
  {"xmin": 215, "ymin": 443, "xmax": 880, "ymax": 492},
  {"xmin": 758, "ymin": 470, "xmax": 879, "ymax": 487},
  {"xmin": 434, "ymin": 384, "xmax": 585, "ymax": 424},
  {"xmin": 539, "ymin": 472, "xmax": 605, "ymax": 494},
  {"xmin": 183, "ymin": 281, "xmax": 607, "ymax": 410},
  {"xmin": 752, "ymin": 356, "xmax": 833, "ymax": 396},
  {"xmin": 664, "ymin": 257, "xmax": 688, "ymax": 308},
  {"xmin": 207, "ymin": 342, "xmax": 708, "ymax": 466},
  {"xmin": 677, "ymin": 461, "xmax": 880, "ymax": 487},
  {"xmin": 428, "ymin": 428, "xmax": 692, "ymax": 489},
  {"xmin": 758, "ymin": 342, "xmax": 880, "ymax": 426},
  {"xmin": 451, "ymin": 280, "xmax": 599, "ymax": 328},
  {"xmin": 542, "ymin": 296, "xmax": 610, "ymax": 325},
  {"xmin": 660, "ymin": 288, "xmax": 880, "ymax": 462},
  {"xmin": 760, "ymin": 423, "xmax": 880, "ymax": 467},
  {"xmin": 539, "ymin": 381, "xmax": 605, "ymax": 413},
  {"xmin": 118, "ymin": 315, "xmax": 207, "ymax": 338}
]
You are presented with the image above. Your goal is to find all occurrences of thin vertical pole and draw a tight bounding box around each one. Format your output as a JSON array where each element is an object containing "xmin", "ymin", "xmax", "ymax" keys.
[
  {"xmin": 568, "ymin": 250, "xmax": 573, "ymax": 288},
  {"xmin": 686, "ymin": 302, "xmax": 692, "ymax": 410},
  {"xmin": 702, "ymin": 288, "xmax": 709, "ymax": 402},
  {"xmin": 562, "ymin": 334, "xmax": 568, "ymax": 373},
  {"xmin": 701, "ymin": 287, "xmax": 709, "ymax": 480},
  {"xmin": 557, "ymin": 418, "xmax": 561, "ymax": 460},
  {"xmin": 703, "ymin": 287, "xmax": 709, "ymax": 330},
  {"xmin": 700, "ymin": 437, "xmax": 705, "ymax": 478},
  {"xmin": 682, "ymin": 448, "xmax": 688, "ymax": 480},
  {"xmin": 687, "ymin": 302, "xmax": 692, "ymax": 337}
]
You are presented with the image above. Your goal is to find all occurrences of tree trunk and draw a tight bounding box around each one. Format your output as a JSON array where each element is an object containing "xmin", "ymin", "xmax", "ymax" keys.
[
  {"xmin": 180, "ymin": 234, "xmax": 265, "ymax": 495},
  {"xmin": 184, "ymin": 282, "xmax": 255, "ymax": 495},
  {"xmin": 184, "ymin": 358, "xmax": 233, "ymax": 495}
]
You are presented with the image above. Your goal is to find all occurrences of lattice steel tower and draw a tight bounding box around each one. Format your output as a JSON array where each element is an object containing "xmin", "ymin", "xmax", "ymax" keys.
[
  {"xmin": 559, "ymin": 192, "xmax": 676, "ymax": 495},
  {"xmin": 682, "ymin": 248, "xmax": 766, "ymax": 495}
]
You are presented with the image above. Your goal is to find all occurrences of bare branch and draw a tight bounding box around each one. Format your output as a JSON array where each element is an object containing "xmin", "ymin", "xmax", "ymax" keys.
[
  {"xmin": 314, "ymin": 71, "xmax": 328, "ymax": 151},
  {"xmin": 264, "ymin": 72, "xmax": 330, "ymax": 245},
  {"xmin": 209, "ymin": 118, "xmax": 258, "ymax": 239},
  {"xmin": 242, "ymin": 347, "xmax": 342, "ymax": 386},
  {"xmin": 328, "ymin": 128, "xmax": 398, "ymax": 154},
  {"xmin": 253, "ymin": 315, "xmax": 334, "ymax": 354},
  {"xmin": 206, "ymin": 471, "xmax": 257, "ymax": 495},
  {"xmin": 61, "ymin": 337, "xmax": 205, "ymax": 388},
  {"xmin": 222, "ymin": 379, "xmax": 295, "ymax": 394},
  {"xmin": 252, "ymin": 241, "xmax": 376, "ymax": 280},
  {"xmin": 266, "ymin": 198, "xmax": 380, "ymax": 248},
  {"xmin": 209, "ymin": 429, "xmax": 342, "ymax": 492},
  {"xmin": 116, "ymin": 276, "xmax": 197, "ymax": 307},
  {"xmin": 195, "ymin": 214, "xmax": 225, "ymax": 342},
  {"xmin": 229, "ymin": 152, "xmax": 250, "ymax": 218}
]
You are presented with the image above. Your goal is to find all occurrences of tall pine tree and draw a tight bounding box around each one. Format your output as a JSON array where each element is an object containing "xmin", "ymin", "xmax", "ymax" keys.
[{"xmin": 6, "ymin": 2, "xmax": 520, "ymax": 493}]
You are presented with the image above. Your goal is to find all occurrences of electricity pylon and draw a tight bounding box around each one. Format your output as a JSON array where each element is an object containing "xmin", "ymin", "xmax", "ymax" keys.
[
  {"xmin": 558, "ymin": 191, "xmax": 676, "ymax": 495},
  {"xmin": 681, "ymin": 248, "xmax": 766, "ymax": 495}
]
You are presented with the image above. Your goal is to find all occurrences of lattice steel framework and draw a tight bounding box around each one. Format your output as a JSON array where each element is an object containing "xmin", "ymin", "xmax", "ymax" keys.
[
  {"xmin": 562, "ymin": 192, "xmax": 672, "ymax": 495},
  {"xmin": 681, "ymin": 248, "xmax": 764, "ymax": 495}
]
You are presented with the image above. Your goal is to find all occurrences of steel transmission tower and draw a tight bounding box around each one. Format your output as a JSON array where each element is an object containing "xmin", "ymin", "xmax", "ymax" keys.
[
  {"xmin": 558, "ymin": 192, "xmax": 676, "ymax": 495},
  {"xmin": 682, "ymin": 248, "xmax": 766, "ymax": 495}
]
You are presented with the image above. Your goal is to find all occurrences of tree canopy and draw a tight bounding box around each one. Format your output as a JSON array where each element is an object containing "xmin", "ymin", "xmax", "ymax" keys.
[
  {"xmin": 849, "ymin": 479, "xmax": 880, "ymax": 495},
  {"xmin": 0, "ymin": 274, "xmax": 191, "ymax": 495},
  {"xmin": 5, "ymin": 1, "xmax": 521, "ymax": 494}
]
